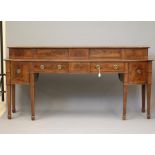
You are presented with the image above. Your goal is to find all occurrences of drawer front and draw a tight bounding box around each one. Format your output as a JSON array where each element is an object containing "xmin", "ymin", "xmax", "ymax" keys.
[
  {"xmin": 91, "ymin": 62, "xmax": 125, "ymax": 72},
  {"xmin": 33, "ymin": 62, "xmax": 69, "ymax": 73},
  {"xmin": 129, "ymin": 62, "xmax": 147, "ymax": 83},
  {"xmin": 11, "ymin": 62, "xmax": 30, "ymax": 84},
  {"xmin": 9, "ymin": 48, "xmax": 35, "ymax": 59},
  {"xmin": 69, "ymin": 48, "xmax": 89, "ymax": 58},
  {"xmin": 123, "ymin": 49, "xmax": 148, "ymax": 59},
  {"xmin": 69, "ymin": 63, "xmax": 90, "ymax": 73},
  {"xmin": 89, "ymin": 49, "xmax": 121, "ymax": 58},
  {"xmin": 35, "ymin": 49, "xmax": 68, "ymax": 59}
]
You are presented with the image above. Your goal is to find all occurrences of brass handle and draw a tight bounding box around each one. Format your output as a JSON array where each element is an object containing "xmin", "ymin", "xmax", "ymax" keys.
[
  {"xmin": 136, "ymin": 69, "xmax": 142, "ymax": 74},
  {"xmin": 40, "ymin": 64, "xmax": 45, "ymax": 70},
  {"xmin": 113, "ymin": 64, "xmax": 119, "ymax": 70},
  {"xmin": 96, "ymin": 64, "xmax": 101, "ymax": 78},
  {"xmin": 96, "ymin": 64, "xmax": 101, "ymax": 70},
  {"xmin": 16, "ymin": 69, "xmax": 21, "ymax": 74},
  {"xmin": 57, "ymin": 65, "xmax": 62, "ymax": 70}
]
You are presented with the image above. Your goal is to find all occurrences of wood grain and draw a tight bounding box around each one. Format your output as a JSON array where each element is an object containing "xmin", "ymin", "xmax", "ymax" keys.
[
  {"xmin": 129, "ymin": 62, "xmax": 147, "ymax": 84},
  {"xmin": 141, "ymin": 85, "xmax": 145, "ymax": 113},
  {"xmin": 122, "ymin": 84, "xmax": 128, "ymax": 120},
  {"xmin": 12, "ymin": 85, "xmax": 16, "ymax": 113},
  {"xmin": 30, "ymin": 73, "xmax": 35, "ymax": 120},
  {"xmin": 90, "ymin": 48, "xmax": 121, "ymax": 58},
  {"xmin": 5, "ymin": 47, "xmax": 153, "ymax": 120}
]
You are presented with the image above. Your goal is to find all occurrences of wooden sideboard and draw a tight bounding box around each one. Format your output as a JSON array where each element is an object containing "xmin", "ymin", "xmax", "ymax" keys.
[{"xmin": 5, "ymin": 46, "xmax": 153, "ymax": 120}]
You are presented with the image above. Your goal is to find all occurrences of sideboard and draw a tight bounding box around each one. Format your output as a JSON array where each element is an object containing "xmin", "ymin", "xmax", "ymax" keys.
[{"xmin": 5, "ymin": 46, "xmax": 153, "ymax": 120}]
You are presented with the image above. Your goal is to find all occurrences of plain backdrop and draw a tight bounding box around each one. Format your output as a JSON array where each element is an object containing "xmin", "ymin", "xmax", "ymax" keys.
[{"xmin": 1, "ymin": 21, "xmax": 155, "ymax": 133}]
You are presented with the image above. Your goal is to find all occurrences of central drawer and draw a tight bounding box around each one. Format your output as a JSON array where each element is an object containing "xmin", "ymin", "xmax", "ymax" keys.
[
  {"xmin": 33, "ymin": 62, "xmax": 69, "ymax": 73},
  {"xmin": 91, "ymin": 62, "xmax": 125, "ymax": 72},
  {"xmin": 69, "ymin": 62, "xmax": 90, "ymax": 73}
]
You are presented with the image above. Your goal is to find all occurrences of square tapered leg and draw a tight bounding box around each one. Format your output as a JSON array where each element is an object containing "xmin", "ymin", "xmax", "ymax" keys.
[
  {"xmin": 30, "ymin": 73, "xmax": 35, "ymax": 120},
  {"xmin": 122, "ymin": 84, "xmax": 128, "ymax": 120}
]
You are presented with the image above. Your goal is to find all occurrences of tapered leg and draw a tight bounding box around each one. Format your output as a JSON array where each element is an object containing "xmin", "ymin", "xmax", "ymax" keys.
[
  {"xmin": 7, "ymin": 84, "xmax": 11, "ymax": 119},
  {"xmin": 141, "ymin": 85, "xmax": 145, "ymax": 113},
  {"xmin": 30, "ymin": 73, "xmax": 35, "ymax": 120},
  {"xmin": 122, "ymin": 84, "xmax": 128, "ymax": 120},
  {"xmin": 147, "ymin": 84, "xmax": 151, "ymax": 119},
  {"xmin": 12, "ymin": 85, "xmax": 16, "ymax": 113}
]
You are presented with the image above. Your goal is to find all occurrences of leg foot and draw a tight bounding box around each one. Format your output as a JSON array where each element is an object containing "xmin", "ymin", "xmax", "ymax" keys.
[
  {"xmin": 141, "ymin": 109, "xmax": 145, "ymax": 113},
  {"xmin": 12, "ymin": 109, "xmax": 16, "ymax": 113},
  {"xmin": 8, "ymin": 115, "xmax": 12, "ymax": 119},
  {"xmin": 147, "ymin": 114, "xmax": 151, "ymax": 119},
  {"xmin": 122, "ymin": 115, "xmax": 126, "ymax": 120},
  {"xmin": 31, "ymin": 116, "xmax": 35, "ymax": 121}
]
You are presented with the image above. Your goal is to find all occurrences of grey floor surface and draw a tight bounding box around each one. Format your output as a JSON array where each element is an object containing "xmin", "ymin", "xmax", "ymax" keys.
[{"xmin": 0, "ymin": 74, "xmax": 155, "ymax": 134}]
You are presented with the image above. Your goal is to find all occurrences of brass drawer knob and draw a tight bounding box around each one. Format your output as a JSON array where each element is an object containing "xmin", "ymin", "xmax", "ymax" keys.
[
  {"xmin": 96, "ymin": 64, "xmax": 101, "ymax": 78},
  {"xmin": 96, "ymin": 64, "xmax": 100, "ymax": 70},
  {"xmin": 136, "ymin": 69, "xmax": 142, "ymax": 74},
  {"xmin": 57, "ymin": 65, "xmax": 62, "ymax": 70},
  {"xmin": 40, "ymin": 64, "xmax": 45, "ymax": 70},
  {"xmin": 16, "ymin": 69, "xmax": 21, "ymax": 74},
  {"xmin": 113, "ymin": 64, "xmax": 119, "ymax": 70}
]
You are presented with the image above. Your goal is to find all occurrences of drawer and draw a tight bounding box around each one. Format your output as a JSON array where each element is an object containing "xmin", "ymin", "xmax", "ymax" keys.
[
  {"xmin": 69, "ymin": 63, "xmax": 90, "ymax": 73},
  {"xmin": 34, "ymin": 49, "xmax": 68, "ymax": 59},
  {"xmin": 69, "ymin": 48, "xmax": 89, "ymax": 58},
  {"xmin": 129, "ymin": 62, "xmax": 147, "ymax": 83},
  {"xmin": 123, "ymin": 49, "xmax": 148, "ymax": 59},
  {"xmin": 91, "ymin": 62, "xmax": 125, "ymax": 72},
  {"xmin": 9, "ymin": 48, "xmax": 35, "ymax": 59},
  {"xmin": 33, "ymin": 62, "xmax": 69, "ymax": 73},
  {"xmin": 11, "ymin": 62, "xmax": 30, "ymax": 84},
  {"xmin": 89, "ymin": 48, "xmax": 121, "ymax": 58}
]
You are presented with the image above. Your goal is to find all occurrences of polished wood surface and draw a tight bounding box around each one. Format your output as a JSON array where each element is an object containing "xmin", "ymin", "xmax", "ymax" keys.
[
  {"xmin": 5, "ymin": 47, "xmax": 153, "ymax": 120},
  {"xmin": 147, "ymin": 84, "xmax": 151, "ymax": 119},
  {"xmin": 30, "ymin": 73, "xmax": 35, "ymax": 120},
  {"xmin": 6, "ymin": 61, "xmax": 11, "ymax": 119},
  {"xmin": 90, "ymin": 62, "xmax": 125, "ymax": 72},
  {"xmin": 11, "ymin": 85, "xmax": 16, "ymax": 113},
  {"xmin": 9, "ymin": 47, "xmax": 149, "ymax": 60},
  {"xmin": 122, "ymin": 84, "xmax": 128, "ymax": 120},
  {"xmin": 69, "ymin": 62, "xmax": 90, "ymax": 73},
  {"xmin": 142, "ymin": 84, "xmax": 145, "ymax": 113}
]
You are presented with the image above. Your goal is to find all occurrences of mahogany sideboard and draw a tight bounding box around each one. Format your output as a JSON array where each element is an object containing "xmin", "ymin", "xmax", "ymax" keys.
[{"xmin": 5, "ymin": 46, "xmax": 153, "ymax": 120}]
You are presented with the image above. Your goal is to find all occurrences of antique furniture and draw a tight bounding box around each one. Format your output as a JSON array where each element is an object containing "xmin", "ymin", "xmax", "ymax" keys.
[{"xmin": 5, "ymin": 46, "xmax": 153, "ymax": 120}]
